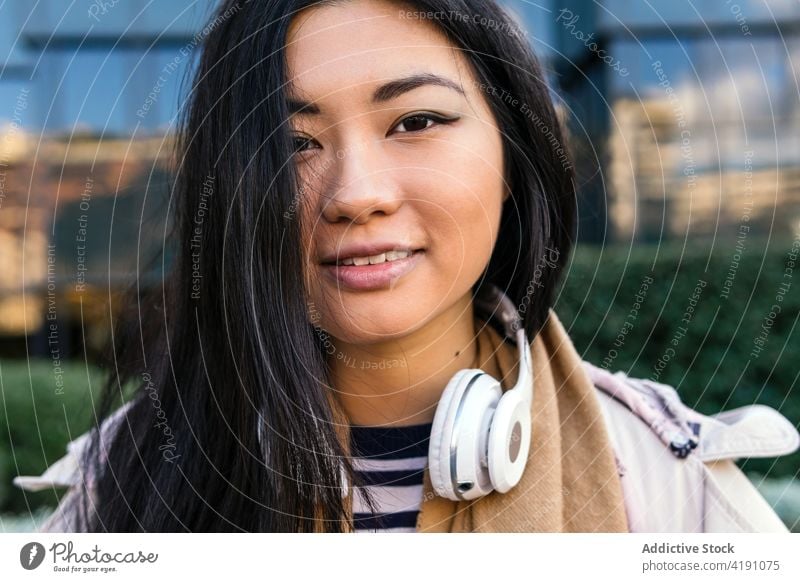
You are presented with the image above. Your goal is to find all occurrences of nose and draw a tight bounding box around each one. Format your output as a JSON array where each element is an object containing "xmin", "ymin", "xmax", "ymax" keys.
[{"xmin": 320, "ymin": 139, "xmax": 403, "ymax": 224}]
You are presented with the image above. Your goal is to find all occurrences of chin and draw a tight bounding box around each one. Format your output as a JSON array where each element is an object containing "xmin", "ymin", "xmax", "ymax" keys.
[{"xmin": 322, "ymin": 306, "xmax": 431, "ymax": 345}]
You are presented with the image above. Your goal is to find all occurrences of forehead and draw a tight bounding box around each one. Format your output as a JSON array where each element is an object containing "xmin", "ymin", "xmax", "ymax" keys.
[{"xmin": 285, "ymin": 1, "xmax": 475, "ymax": 103}]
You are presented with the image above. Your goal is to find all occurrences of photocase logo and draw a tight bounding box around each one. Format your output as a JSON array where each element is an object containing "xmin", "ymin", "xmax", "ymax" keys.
[{"xmin": 20, "ymin": 542, "xmax": 46, "ymax": 570}]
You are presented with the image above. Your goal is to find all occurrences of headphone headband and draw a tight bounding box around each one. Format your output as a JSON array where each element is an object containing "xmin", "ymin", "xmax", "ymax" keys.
[
  {"xmin": 473, "ymin": 283, "xmax": 532, "ymax": 405},
  {"xmin": 473, "ymin": 282, "xmax": 522, "ymax": 340}
]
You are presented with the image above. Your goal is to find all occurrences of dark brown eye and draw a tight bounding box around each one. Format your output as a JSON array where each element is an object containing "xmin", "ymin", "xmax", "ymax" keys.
[
  {"xmin": 293, "ymin": 136, "xmax": 317, "ymax": 153},
  {"xmin": 396, "ymin": 115, "xmax": 434, "ymax": 133},
  {"xmin": 393, "ymin": 113, "xmax": 456, "ymax": 134}
]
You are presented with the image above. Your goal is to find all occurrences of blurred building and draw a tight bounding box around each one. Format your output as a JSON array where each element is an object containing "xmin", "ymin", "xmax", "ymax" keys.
[
  {"xmin": 528, "ymin": 0, "xmax": 800, "ymax": 243},
  {"xmin": 0, "ymin": 0, "xmax": 214, "ymax": 356}
]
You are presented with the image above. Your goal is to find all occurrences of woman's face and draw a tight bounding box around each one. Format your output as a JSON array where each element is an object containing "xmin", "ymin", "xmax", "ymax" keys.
[{"xmin": 287, "ymin": 0, "xmax": 508, "ymax": 345}]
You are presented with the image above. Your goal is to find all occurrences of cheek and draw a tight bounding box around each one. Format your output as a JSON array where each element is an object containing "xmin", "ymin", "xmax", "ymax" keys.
[
  {"xmin": 421, "ymin": 147, "xmax": 505, "ymax": 281},
  {"xmin": 425, "ymin": 193, "xmax": 501, "ymax": 291}
]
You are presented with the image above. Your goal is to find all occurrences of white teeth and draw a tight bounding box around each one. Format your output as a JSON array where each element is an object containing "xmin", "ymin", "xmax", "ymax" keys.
[
  {"xmin": 338, "ymin": 250, "xmax": 413, "ymax": 266},
  {"xmin": 385, "ymin": 250, "xmax": 410, "ymax": 261}
]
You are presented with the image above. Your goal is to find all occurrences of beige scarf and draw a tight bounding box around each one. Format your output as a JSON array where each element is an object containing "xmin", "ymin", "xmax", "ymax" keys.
[{"xmin": 327, "ymin": 308, "xmax": 629, "ymax": 533}]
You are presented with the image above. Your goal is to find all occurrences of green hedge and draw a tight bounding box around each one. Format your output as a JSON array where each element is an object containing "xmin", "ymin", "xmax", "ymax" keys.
[{"xmin": 557, "ymin": 236, "xmax": 800, "ymax": 479}]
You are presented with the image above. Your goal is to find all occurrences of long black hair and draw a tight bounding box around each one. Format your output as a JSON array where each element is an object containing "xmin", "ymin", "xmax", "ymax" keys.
[{"xmin": 76, "ymin": 0, "xmax": 576, "ymax": 532}]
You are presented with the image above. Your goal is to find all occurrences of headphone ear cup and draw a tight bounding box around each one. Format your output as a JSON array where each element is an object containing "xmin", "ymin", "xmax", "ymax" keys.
[
  {"xmin": 487, "ymin": 389, "xmax": 531, "ymax": 493},
  {"xmin": 449, "ymin": 374, "xmax": 502, "ymax": 500},
  {"xmin": 430, "ymin": 371, "xmax": 503, "ymax": 500},
  {"xmin": 429, "ymin": 369, "xmax": 477, "ymax": 499}
]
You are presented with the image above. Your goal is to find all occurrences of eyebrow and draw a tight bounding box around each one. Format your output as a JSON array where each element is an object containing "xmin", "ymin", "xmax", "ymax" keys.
[{"xmin": 287, "ymin": 72, "xmax": 466, "ymax": 115}]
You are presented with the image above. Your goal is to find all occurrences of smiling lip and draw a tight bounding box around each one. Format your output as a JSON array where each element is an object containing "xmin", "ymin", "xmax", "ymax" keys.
[
  {"xmin": 321, "ymin": 250, "xmax": 425, "ymax": 291},
  {"xmin": 319, "ymin": 241, "xmax": 422, "ymax": 265}
]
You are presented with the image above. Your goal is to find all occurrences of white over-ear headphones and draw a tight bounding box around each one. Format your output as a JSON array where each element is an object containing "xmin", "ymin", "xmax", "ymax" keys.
[{"xmin": 428, "ymin": 283, "xmax": 534, "ymax": 501}]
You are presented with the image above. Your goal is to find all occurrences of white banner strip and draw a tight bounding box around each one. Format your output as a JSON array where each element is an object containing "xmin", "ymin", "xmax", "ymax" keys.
[{"xmin": 2, "ymin": 533, "xmax": 799, "ymax": 580}]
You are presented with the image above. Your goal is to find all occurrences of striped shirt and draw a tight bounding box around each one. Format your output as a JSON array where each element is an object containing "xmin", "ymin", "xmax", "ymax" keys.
[{"xmin": 349, "ymin": 421, "xmax": 433, "ymax": 533}]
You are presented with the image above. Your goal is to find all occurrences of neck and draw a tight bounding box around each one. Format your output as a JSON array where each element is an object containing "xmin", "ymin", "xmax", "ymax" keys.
[{"xmin": 328, "ymin": 292, "xmax": 479, "ymax": 427}]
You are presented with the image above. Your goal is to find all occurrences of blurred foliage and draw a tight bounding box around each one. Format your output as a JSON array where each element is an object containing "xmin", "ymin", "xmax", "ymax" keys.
[
  {"xmin": 750, "ymin": 474, "xmax": 800, "ymax": 532},
  {"xmin": 558, "ymin": 236, "xmax": 800, "ymax": 479}
]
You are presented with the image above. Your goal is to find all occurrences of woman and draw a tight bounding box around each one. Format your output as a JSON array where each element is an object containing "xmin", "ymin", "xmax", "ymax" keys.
[{"xmin": 20, "ymin": 0, "xmax": 797, "ymax": 533}]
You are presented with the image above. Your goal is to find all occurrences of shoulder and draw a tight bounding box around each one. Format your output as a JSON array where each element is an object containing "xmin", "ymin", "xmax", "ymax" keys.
[
  {"xmin": 15, "ymin": 398, "xmax": 136, "ymax": 491},
  {"xmin": 581, "ymin": 360, "xmax": 799, "ymax": 532},
  {"xmin": 13, "ymin": 398, "xmax": 138, "ymax": 532}
]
